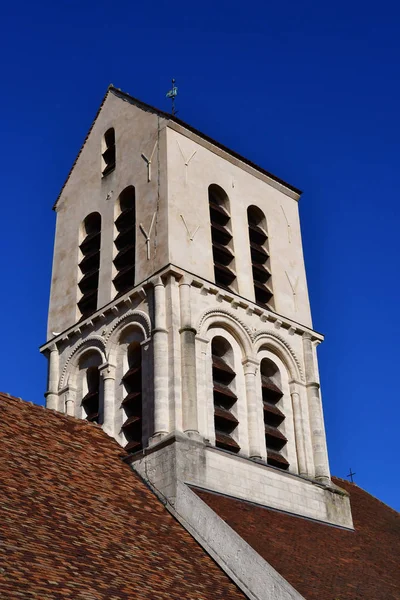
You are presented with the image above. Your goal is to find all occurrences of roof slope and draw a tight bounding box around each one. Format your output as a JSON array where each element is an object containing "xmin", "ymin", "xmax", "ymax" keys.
[
  {"xmin": 196, "ymin": 478, "xmax": 400, "ymax": 600},
  {"xmin": 0, "ymin": 393, "xmax": 246, "ymax": 600}
]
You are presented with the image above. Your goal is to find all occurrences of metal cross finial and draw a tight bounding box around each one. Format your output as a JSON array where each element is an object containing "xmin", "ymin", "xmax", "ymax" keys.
[
  {"xmin": 347, "ymin": 468, "xmax": 356, "ymax": 483},
  {"xmin": 166, "ymin": 78, "xmax": 178, "ymax": 116}
]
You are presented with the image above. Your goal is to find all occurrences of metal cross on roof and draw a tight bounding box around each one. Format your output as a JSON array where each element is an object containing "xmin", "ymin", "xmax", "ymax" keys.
[{"xmin": 347, "ymin": 468, "xmax": 356, "ymax": 483}]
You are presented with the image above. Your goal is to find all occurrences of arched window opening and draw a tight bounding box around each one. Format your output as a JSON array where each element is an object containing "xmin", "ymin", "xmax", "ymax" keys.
[
  {"xmin": 247, "ymin": 206, "xmax": 273, "ymax": 308},
  {"xmin": 102, "ymin": 128, "xmax": 116, "ymax": 177},
  {"xmin": 81, "ymin": 366, "xmax": 100, "ymax": 423},
  {"xmin": 209, "ymin": 185, "xmax": 236, "ymax": 291},
  {"xmin": 113, "ymin": 187, "xmax": 136, "ymax": 296},
  {"xmin": 212, "ymin": 337, "xmax": 240, "ymax": 453},
  {"xmin": 260, "ymin": 358, "xmax": 288, "ymax": 470},
  {"xmin": 78, "ymin": 212, "xmax": 101, "ymax": 319},
  {"xmin": 121, "ymin": 342, "xmax": 143, "ymax": 453}
]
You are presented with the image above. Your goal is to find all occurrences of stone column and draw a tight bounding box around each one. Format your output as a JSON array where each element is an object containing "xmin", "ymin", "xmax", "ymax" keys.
[
  {"xmin": 289, "ymin": 381, "xmax": 307, "ymax": 476},
  {"xmin": 302, "ymin": 333, "xmax": 330, "ymax": 484},
  {"xmin": 242, "ymin": 357, "xmax": 263, "ymax": 459},
  {"xmin": 152, "ymin": 277, "xmax": 169, "ymax": 438},
  {"xmin": 179, "ymin": 277, "xmax": 199, "ymax": 436},
  {"xmin": 45, "ymin": 344, "xmax": 59, "ymax": 411},
  {"xmin": 64, "ymin": 386, "xmax": 76, "ymax": 417},
  {"xmin": 99, "ymin": 363, "xmax": 116, "ymax": 438}
]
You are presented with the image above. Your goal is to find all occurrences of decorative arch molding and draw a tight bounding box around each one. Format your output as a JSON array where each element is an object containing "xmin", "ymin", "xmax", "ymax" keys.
[
  {"xmin": 105, "ymin": 310, "xmax": 151, "ymax": 345},
  {"xmin": 253, "ymin": 331, "xmax": 304, "ymax": 382},
  {"xmin": 197, "ymin": 308, "xmax": 254, "ymax": 358},
  {"xmin": 106, "ymin": 310, "xmax": 152, "ymax": 365},
  {"xmin": 59, "ymin": 335, "xmax": 107, "ymax": 390}
]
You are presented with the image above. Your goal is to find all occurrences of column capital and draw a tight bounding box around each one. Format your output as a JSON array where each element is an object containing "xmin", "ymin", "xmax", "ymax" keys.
[
  {"xmin": 99, "ymin": 362, "xmax": 116, "ymax": 380},
  {"xmin": 179, "ymin": 326, "xmax": 197, "ymax": 335},
  {"xmin": 178, "ymin": 275, "xmax": 193, "ymax": 287},
  {"xmin": 289, "ymin": 380, "xmax": 301, "ymax": 394},
  {"xmin": 306, "ymin": 381, "xmax": 320, "ymax": 390},
  {"xmin": 242, "ymin": 356, "xmax": 260, "ymax": 375},
  {"xmin": 152, "ymin": 275, "xmax": 164, "ymax": 288},
  {"xmin": 60, "ymin": 384, "xmax": 76, "ymax": 394}
]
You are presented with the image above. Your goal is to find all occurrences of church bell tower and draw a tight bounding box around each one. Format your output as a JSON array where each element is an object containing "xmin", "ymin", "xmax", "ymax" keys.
[{"xmin": 40, "ymin": 86, "xmax": 353, "ymax": 528}]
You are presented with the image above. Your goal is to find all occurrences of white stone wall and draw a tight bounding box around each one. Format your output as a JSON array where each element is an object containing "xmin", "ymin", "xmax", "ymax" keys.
[
  {"xmin": 166, "ymin": 126, "xmax": 312, "ymax": 328},
  {"xmin": 48, "ymin": 92, "xmax": 169, "ymax": 339}
]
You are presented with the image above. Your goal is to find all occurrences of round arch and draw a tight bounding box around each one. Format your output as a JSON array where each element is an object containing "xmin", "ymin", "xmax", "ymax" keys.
[
  {"xmin": 59, "ymin": 335, "xmax": 106, "ymax": 390},
  {"xmin": 253, "ymin": 331, "xmax": 304, "ymax": 382},
  {"xmin": 197, "ymin": 308, "xmax": 254, "ymax": 359},
  {"xmin": 106, "ymin": 310, "xmax": 151, "ymax": 365}
]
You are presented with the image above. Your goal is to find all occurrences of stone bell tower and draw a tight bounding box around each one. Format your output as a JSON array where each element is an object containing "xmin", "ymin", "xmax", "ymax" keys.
[{"xmin": 40, "ymin": 86, "xmax": 353, "ymax": 529}]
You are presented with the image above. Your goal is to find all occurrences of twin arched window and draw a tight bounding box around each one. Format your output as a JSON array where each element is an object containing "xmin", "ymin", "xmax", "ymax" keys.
[
  {"xmin": 78, "ymin": 212, "xmax": 101, "ymax": 319},
  {"xmin": 77, "ymin": 340, "xmax": 144, "ymax": 452},
  {"xmin": 208, "ymin": 186, "xmax": 273, "ymax": 308},
  {"xmin": 77, "ymin": 186, "xmax": 136, "ymax": 319},
  {"xmin": 210, "ymin": 340, "xmax": 289, "ymax": 470}
]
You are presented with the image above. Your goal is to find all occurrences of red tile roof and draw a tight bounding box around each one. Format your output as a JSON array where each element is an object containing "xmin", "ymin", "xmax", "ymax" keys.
[
  {"xmin": 0, "ymin": 393, "xmax": 246, "ymax": 600},
  {"xmin": 195, "ymin": 477, "xmax": 400, "ymax": 600}
]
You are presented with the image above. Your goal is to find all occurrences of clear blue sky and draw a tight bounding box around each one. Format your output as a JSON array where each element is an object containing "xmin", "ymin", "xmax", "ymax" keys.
[{"xmin": 1, "ymin": 1, "xmax": 399, "ymax": 510}]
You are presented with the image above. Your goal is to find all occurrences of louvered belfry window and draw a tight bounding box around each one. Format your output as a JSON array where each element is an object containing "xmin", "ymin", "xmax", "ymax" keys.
[
  {"xmin": 82, "ymin": 366, "xmax": 100, "ymax": 423},
  {"xmin": 247, "ymin": 206, "xmax": 273, "ymax": 308},
  {"xmin": 78, "ymin": 213, "xmax": 101, "ymax": 319},
  {"xmin": 261, "ymin": 359, "xmax": 289, "ymax": 470},
  {"xmin": 102, "ymin": 128, "xmax": 116, "ymax": 177},
  {"xmin": 113, "ymin": 187, "xmax": 135, "ymax": 296},
  {"xmin": 209, "ymin": 185, "xmax": 236, "ymax": 291},
  {"xmin": 212, "ymin": 337, "xmax": 240, "ymax": 453},
  {"xmin": 121, "ymin": 342, "xmax": 143, "ymax": 453}
]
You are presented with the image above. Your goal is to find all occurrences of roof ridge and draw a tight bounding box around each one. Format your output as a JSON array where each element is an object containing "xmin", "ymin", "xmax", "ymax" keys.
[
  {"xmin": 109, "ymin": 86, "xmax": 301, "ymax": 196},
  {"xmin": 334, "ymin": 476, "xmax": 400, "ymax": 516}
]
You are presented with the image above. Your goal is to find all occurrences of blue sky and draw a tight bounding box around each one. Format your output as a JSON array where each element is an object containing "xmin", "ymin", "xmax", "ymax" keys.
[{"xmin": 0, "ymin": 1, "xmax": 399, "ymax": 510}]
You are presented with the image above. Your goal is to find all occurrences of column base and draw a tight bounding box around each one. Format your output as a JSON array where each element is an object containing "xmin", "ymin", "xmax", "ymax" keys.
[
  {"xmin": 149, "ymin": 431, "xmax": 169, "ymax": 446},
  {"xmin": 315, "ymin": 475, "xmax": 331, "ymax": 486},
  {"xmin": 184, "ymin": 429, "xmax": 203, "ymax": 442}
]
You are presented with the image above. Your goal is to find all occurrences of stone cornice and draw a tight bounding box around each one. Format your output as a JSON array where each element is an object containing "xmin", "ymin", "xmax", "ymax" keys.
[{"xmin": 40, "ymin": 264, "xmax": 323, "ymax": 353}]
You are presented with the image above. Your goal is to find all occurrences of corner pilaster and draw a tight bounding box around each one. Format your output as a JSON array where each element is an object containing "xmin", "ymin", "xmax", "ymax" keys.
[
  {"xmin": 302, "ymin": 333, "xmax": 330, "ymax": 484},
  {"xmin": 45, "ymin": 344, "xmax": 59, "ymax": 411},
  {"xmin": 179, "ymin": 277, "xmax": 199, "ymax": 436}
]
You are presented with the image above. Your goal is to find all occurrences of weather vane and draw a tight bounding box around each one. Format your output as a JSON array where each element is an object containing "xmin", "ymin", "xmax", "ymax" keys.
[{"xmin": 166, "ymin": 78, "xmax": 178, "ymax": 116}]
